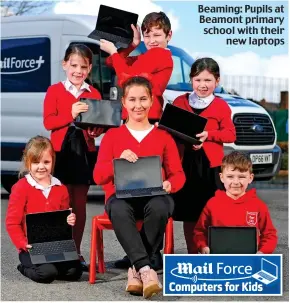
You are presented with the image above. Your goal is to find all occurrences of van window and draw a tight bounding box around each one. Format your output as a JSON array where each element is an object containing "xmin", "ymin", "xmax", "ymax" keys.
[
  {"xmin": 167, "ymin": 55, "xmax": 192, "ymax": 91},
  {"xmin": 1, "ymin": 37, "xmax": 51, "ymax": 92},
  {"xmin": 69, "ymin": 42, "xmax": 113, "ymax": 99}
]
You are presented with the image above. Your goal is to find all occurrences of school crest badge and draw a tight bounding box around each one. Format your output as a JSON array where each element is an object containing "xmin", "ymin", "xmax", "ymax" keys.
[{"xmin": 246, "ymin": 211, "xmax": 258, "ymax": 226}]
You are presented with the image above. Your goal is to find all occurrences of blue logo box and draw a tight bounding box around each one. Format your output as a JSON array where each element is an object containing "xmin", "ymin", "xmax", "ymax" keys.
[{"xmin": 163, "ymin": 254, "xmax": 282, "ymax": 296}]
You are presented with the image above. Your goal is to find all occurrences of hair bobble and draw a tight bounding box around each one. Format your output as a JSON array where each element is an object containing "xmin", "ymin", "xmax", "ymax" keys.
[{"xmin": 118, "ymin": 72, "xmax": 153, "ymax": 88}]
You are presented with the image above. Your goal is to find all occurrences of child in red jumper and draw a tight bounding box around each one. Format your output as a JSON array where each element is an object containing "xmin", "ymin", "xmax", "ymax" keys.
[
  {"xmin": 194, "ymin": 152, "xmax": 278, "ymax": 254},
  {"xmin": 43, "ymin": 44, "xmax": 104, "ymax": 268},
  {"xmin": 171, "ymin": 58, "xmax": 236, "ymax": 253},
  {"xmin": 6, "ymin": 136, "xmax": 82, "ymax": 283},
  {"xmin": 94, "ymin": 76, "xmax": 185, "ymax": 298},
  {"xmin": 101, "ymin": 11, "xmax": 173, "ymax": 123}
]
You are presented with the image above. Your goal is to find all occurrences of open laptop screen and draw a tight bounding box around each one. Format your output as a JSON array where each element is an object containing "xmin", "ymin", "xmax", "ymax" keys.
[
  {"xmin": 159, "ymin": 103, "xmax": 207, "ymax": 139},
  {"xmin": 113, "ymin": 156, "xmax": 163, "ymax": 190},
  {"xmin": 208, "ymin": 226, "xmax": 257, "ymax": 254},
  {"xmin": 97, "ymin": 5, "xmax": 138, "ymax": 38},
  {"xmin": 262, "ymin": 259, "xmax": 277, "ymax": 276},
  {"xmin": 26, "ymin": 210, "xmax": 72, "ymax": 244},
  {"xmin": 75, "ymin": 99, "xmax": 122, "ymax": 129}
]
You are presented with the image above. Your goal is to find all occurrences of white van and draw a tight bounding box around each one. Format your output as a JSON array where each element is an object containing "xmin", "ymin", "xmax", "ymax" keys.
[{"xmin": 1, "ymin": 14, "xmax": 282, "ymax": 192}]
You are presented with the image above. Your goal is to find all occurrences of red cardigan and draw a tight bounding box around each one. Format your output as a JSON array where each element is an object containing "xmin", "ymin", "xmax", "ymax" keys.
[
  {"xmin": 194, "ymin": 189, "xmax": 278, "ymax": 254},
  {"xmin": 43, "ymin": 82, "xmax": 102, "ymax": 151},
  {"xmin": 93, "ymin": 124, "xmax": 185, "ymax": 202},
  {"xmin": 6, "ymin": 178, "xmax": 70, "ymax": 252},
  {"xmin": 106, "ymin": 47, "xmax": 173, "ymax": 120},
  {"xmin": 173, "ymin": 94, "xmax": 236, "ymax": 167}
]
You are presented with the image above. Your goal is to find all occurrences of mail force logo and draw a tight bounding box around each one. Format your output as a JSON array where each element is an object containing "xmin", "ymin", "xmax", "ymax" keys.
[
  {"xmin": 246, "ymin": 212, "xmax": 258, "ymax": 226},
  {"xmin": 163, "ymin": 255, "xmax": 282, "ymax": 296}
]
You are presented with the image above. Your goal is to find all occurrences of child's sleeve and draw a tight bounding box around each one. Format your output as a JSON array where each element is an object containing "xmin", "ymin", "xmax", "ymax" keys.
[
  {"xmin": 109, "ymin": 48, "xmax": 173, "ymax": 95},
  {"xmin": 162, "ymin": 133, "xmax": 186, "ymax": 193},
  {"xmin": 207, "ymin": 102, "xmax": 236, "ymax": 143},
  {"xmin": 60, "ymin": 186, "xmax": 70, "ymax": 210},
  {"xmin": 43, "ymin": 86, "xmax": 74, "ymax": 130},
  {"xmin": 194, "ymin": 202, "xmax": 212, "ymax": 250},
  {"xmin": 93, "ymin": 129, "xmax": 115, "ymax": 185},
  {"xmin": 105, "ymin": 44, "xmax": 137, "ymax": 67},
  {"xmin": 258, "ymin": 205, "xmax": 278, "ymax": 253},
  {"xmin": 5, "ymin": 182, "xmax": 28, "ymax": 251}
]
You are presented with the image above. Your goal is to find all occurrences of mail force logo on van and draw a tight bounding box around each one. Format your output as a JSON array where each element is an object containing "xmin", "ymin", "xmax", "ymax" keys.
[
  {"xmin": 1, "ymin": 37, "xmax": 50, "ymax": 92},
  {"xmin": 1, "ymin": 56, "xmax": 45, "ymax": 74},
  {"xmin": 164, "ymin": 255, "xmax": 282, "ymax": 296}
]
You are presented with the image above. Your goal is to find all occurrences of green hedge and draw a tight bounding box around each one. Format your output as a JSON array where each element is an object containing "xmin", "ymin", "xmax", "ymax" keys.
[{"xmin": 281, "ymin": 152, "xmax": 288, "ymax": 170}]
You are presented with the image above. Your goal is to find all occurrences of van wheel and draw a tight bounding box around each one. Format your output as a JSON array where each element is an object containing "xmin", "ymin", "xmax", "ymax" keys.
[{"xmin": 1, "ymin": 175, "xmax": 19, "ymax": 193}]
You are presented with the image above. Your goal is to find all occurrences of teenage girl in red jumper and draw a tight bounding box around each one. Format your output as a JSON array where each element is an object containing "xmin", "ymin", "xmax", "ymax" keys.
[
  {"xmin": 172, "ymin": 58, "xmax": 236, "ymax": 253},
  {"xmin": 93, "ymin": 76, "xmax": 185, "ymax": 298},
  {"xmin": 6, "ymin": 136, "xmax": 82, "ymax": 283},
  {"xmin": 101, "ymin": 11, "xmax": 173, "ymax": 123},
  {"xmin": 43, "ymin": 44, "xmax": 104, "ymax": 268},
  {"xmin": 101, "ymin": 11, "xmax": 173, "ymax": 270}
]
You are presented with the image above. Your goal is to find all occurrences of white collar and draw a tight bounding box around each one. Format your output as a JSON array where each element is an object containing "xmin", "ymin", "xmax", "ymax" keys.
[
  {"xmin": 25, "ymin": 174, "xmax": 61, "ymax": 190},
  {"xmin": 64, "ymin": 78, "xmax": 91, "ymax": 92},
  {"xmin": 188, "ymin": 92, "xmax": 215, "ymax": 109}
]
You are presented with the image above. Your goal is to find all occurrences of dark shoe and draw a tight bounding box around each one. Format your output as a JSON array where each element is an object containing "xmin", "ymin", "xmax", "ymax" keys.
[
  {"xmin": 150, "ymin": 252, "xmax": 163, "ymax": 271},
  {"xmin": 17, "ymin": 264, "xmax": 25, "ymax": 276},
  {"xmin": 79, "ymin": 255, "xmax": 89, "ymax": 272},
  {"xmin": 114, "ymin": 255, "xmax": 131, "ymax": 269}
]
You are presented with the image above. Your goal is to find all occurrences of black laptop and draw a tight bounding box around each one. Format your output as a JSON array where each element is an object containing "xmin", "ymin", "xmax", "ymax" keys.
[
  {"xmin": 74, "ymin": 98, "xmax": 122, "ymax": 129},
  {"xmin": 158, "ymin": 103, "xmax": 208, "ymax": 145},
  {"xmin": 88, "ymin": 5, "xmax": 138, "ymax": 48},
  {"xmin": 208, "ymin": 226, "xmax": 257, "ymax": 254},
  {"xmin": 26, "ymin": 210, "xmax": 79, "ymax": 264},
  {"xmin": 113, "ymin": 156, "xmax": 168, "ymax": 199}
]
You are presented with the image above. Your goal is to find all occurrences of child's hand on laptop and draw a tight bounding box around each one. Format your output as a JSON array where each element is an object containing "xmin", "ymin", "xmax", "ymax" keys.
[
  {"xmin": 87, "ymin": 127, "xmax": 104, "ymax": 138},
  {"xmin": 131, "ymin": 24, "xmax": 141, "ymax": 47},
  {"xmin": 100, "ymin": 39, "xmax": 118, "ymax": 55},
  {"xmin": 72, "ymin": 101, "xmax": 89, "ymax": 119},
  {"xmin": 200, "ymin": 246, "xmax": 210, "ymax": 254},
  {"xmin": 192, "ymin": 130, "xmax": 208, "ymax": 150},
  {"xmin": 163, "ymin": 180, "xmax": 171, "ymax": 193},
  {"xmin": 192, "ymin": 144, "xmax": 203, "ymax": 151},
  {"xmin": 196, "ymin": 131, "xmax": 208, "ymax": 142},
  {"xmin": 256, "ymin": 251, "xmax": 263, "ymax": 254},
  {"xmin": 120, "ymin": 149, "xmax": 138, "ymax": 163},
  {"xmin": 26, "ymin": 244, "xmax": 32, "ymax": 249},
  {"xmin": 67, "ymin": 211, "xmax": 76, "ymax": 226}
]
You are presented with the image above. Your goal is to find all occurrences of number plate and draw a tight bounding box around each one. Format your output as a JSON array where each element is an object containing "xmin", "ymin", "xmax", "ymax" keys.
[{"xmin": 250, "ymin": 153, "xmax": 273, "ymax": 164}]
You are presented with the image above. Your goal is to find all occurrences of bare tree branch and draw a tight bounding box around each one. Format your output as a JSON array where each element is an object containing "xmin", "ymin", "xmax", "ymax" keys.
[{"xmin": 1, "ymin": 0, "xmax": 54, "ymax": 17}]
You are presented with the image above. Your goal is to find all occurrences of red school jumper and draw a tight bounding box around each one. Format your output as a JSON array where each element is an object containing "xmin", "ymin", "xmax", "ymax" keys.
[
  {"xmin": 43, "ymin": 82, "xmax": 102, "ymax": 152},
  {"xmin": 93, "ymin": 125, "xmax": 186, "ymax": 203},
  {"xmin": 6, "ymin": 178, "xmax": 70, "ymax": 252},
  {"xmin": 106, "ymin": 46, "xmax": 173, "ymax": 120},
  {"xmin": 194, "ymin": 189, "xmax": 278, "ymax": 254},
  {"xmin": 173, "ymin": 93, "xmax": 236, "ymax": 167}
]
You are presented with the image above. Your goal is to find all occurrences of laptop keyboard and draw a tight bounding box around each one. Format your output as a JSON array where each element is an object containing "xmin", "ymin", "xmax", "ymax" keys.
[
  {"xmin": 117, "ymin": 187, "xmax": 165, "ymax": 197},
  {"xmin": 258, "ymin": 271, "xmax": 275, "ymax": 281},
  {"xmin": 30, "ymin": 240, "xmax": 76, "ymax": 255},
  {"xmin": 90, "ymin": 30, "xmax": 130, "ymax": 44}
]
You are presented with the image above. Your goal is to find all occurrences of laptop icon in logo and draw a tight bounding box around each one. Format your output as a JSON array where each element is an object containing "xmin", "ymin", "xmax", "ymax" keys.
[{"xmin": 252, "ymin": 258, "xmax": 278, "ymax": 285}]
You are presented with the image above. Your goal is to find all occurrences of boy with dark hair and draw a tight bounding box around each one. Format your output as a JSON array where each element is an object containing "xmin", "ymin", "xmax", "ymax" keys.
[
  {"xmin": 101, "ymin": 11, "xmax": 173, "ymax": 123},
  {"xmin": 194, "ymin": 151, "xmax": 278, "ymax": 254}
]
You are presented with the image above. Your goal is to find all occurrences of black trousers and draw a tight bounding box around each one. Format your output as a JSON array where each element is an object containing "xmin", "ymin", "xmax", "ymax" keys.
[
  {"xmin": 105, "ymin": 194, "xmax": 174, "ymax": 271},
  {"xmin": 18, "ymin": 252, "xmax": 83, "ymax": 283}
]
